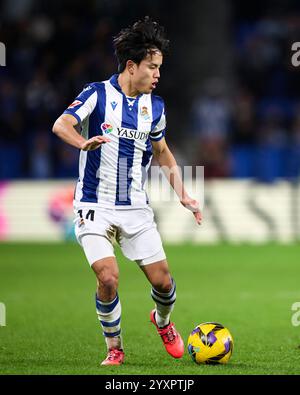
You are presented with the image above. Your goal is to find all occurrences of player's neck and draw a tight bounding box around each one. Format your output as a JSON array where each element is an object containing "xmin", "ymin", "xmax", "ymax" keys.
[{"xmin": 118, "ymin": 72, "xmax": 139, "ymax": 98}]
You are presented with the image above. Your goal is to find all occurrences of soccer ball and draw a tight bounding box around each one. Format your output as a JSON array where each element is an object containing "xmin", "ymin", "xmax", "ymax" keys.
[{"xmin": 187, "ymin": 322, "xmax": 233, "ymax": 364}]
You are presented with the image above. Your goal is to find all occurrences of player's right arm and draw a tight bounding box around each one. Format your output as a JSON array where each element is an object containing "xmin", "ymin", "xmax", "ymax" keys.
[
  {"xmin": 53, "ymin": 84, "xmax": 110, "ymax": 151},
  {"xmin": 52, "ymin": 113, "xmax": 110, "ymax": 151}
]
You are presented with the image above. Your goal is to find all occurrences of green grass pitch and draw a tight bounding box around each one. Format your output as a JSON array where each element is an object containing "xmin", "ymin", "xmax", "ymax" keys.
[{"xmin": 0, "ymin": 242, "xmax": 300, "ymax": 375}]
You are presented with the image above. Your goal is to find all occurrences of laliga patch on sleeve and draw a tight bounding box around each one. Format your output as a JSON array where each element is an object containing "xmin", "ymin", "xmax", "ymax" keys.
[{"xmin": 68, "ymin": 100, "xmax": 82, "ymax": 109}]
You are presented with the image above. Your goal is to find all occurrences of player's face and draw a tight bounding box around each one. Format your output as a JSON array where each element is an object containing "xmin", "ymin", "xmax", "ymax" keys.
[{"xmin": 132, "ymin": 51, "xmax": 162, "ymax": 94}]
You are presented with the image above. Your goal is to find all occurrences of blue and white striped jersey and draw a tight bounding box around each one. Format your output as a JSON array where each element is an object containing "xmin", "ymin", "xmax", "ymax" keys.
[{"xmin": 64, "ymin": 74, "xmax": 166, "ymax": 209}]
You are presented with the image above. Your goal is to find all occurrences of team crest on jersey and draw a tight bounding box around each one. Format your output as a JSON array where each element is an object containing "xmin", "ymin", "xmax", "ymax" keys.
[
  {"xmin": 140, "ymin": 106, "xmax": 150, "ymax": 120},
  {"xmin": 68, "ymin": 100, "xmax": 82, "ymax": 109},
  {"xmin": 101, "ymin": 123, "xmax": 113, "ymax": 134}
]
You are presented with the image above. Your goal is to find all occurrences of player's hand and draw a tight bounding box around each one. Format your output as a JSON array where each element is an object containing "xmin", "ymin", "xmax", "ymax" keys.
[
  {"xmin": 180, "ymin": 196, "xmax": 202, "ymax": 225},
  {"xmin": 81, "ymin": 136, "xmax": 111, "ymax": 151}
]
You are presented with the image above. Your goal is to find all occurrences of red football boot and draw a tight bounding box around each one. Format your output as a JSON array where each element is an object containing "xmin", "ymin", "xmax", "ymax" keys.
[
  {"xmin": 150, "ymin": 310, "xmax": 184, "ymax": 358},
  {"xmin": 101, "ymin": 348, "xmax": 125, "ymax": 366}
]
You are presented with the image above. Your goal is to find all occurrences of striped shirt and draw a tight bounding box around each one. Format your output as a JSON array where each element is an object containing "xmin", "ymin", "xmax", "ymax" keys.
[{"xmin": 64, "ymin": 74, "xmax": 166, "ymax": 209}]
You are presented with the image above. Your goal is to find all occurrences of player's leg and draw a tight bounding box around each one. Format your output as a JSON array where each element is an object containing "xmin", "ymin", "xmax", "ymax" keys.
[
  {"xmin": 80, "ymin": 234, "xmax": 124, "ymax": 365},
  {"xmin": 138, "ymin": 257, "xmax": 184, "ymax": 358},
  {"xmin": 91, "ymin": 257, "xmax": 122, "ymax": 351},
  {"xmin": 139, "ymin": 257, "xmax": 175, "ymax": 328}
]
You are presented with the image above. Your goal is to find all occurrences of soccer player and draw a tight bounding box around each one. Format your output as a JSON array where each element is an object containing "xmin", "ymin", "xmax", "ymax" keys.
[{"xmin": 52, "ymin": 16, "xmax": 202, "ymax": 366}]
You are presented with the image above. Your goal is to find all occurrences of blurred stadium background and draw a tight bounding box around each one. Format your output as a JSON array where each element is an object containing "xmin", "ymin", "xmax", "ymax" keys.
[
  {"xmin": 1, "ymin": 0, "xmax": 300, "ymax": 243},
  {"xmin": 1, "ymin": 0, "xmax": 300, "ymax": 376}
]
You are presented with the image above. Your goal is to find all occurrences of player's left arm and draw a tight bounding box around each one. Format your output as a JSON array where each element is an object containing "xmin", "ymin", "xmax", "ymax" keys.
[{"xmin": 152, "ymin": 137, "xmax": 202, "ymax": 225}]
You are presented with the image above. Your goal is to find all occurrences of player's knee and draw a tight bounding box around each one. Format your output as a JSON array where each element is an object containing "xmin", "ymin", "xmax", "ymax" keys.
[
  {"xmin": 92, "ymin": 258, "xmax": 118, "ymax": 290},
  {"xmin": 97, "ymin": 271, "xmax": 118, "ymax": 290},
  {"xmin": 96, "ymin": 268, "xmax": 119, "ymax": 289},
  {"xmin": 152, "ymin": 272, "xmax": 173, "ymax": 293},
  {"xmin": 94, "ymin": 264, "xmax": 119, "ymax": 290}
]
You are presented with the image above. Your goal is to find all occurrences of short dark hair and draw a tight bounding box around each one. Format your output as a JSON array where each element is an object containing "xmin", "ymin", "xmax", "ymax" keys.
[{"xmin": 113, "ymin": 16, "xmax": 169, "ymax": 72}]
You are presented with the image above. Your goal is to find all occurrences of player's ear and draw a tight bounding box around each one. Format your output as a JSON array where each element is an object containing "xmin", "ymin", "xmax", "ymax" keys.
[{"xmin": 127, "ymin": 60, "xmax": 136, "ymax": 75}]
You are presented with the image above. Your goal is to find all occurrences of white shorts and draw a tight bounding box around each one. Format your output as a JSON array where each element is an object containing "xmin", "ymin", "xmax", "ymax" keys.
[{"xmin": 74, "ymin": 206, "xmax": 166, "ymax": 266}]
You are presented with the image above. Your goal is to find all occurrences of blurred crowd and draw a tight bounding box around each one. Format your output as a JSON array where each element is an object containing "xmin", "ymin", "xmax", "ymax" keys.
[
  {"xmin": 191, "ymin": 2, "xmax": 300, "ymax": 182},
  {"xmin": 1, "ymin": 0, "xmax": 300, "ymax": 182},
  {"xmin": 192, "ymin": 2, "xmax": 300, "ymax": 182},
  {"xmin": 0, "ymin": 0, "xmax": 120, "ymax": 179}
]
